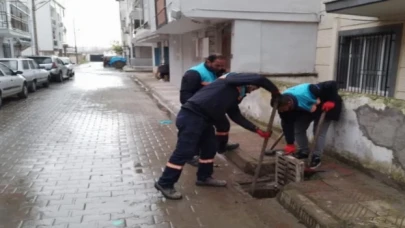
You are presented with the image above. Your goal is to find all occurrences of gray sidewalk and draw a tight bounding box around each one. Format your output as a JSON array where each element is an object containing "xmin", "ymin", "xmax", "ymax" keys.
[{"xmin": 130, "ymin": 72, "xmax": 405, "ymax": 228}]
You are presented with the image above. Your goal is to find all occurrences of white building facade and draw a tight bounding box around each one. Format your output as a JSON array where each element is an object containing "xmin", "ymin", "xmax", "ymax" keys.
[
  {"xmin": 117, "ymin": 0, "xmax": 153, "ymax": 68},
  {"xmin": 132, "ymin": 0, "xmax": 405, "ymax": 184},
  {"xmin": 0, "ymin": 0, "xmax": 31, "ymax": 58},
  {"xmin": 133, "ymin": 0, "xmax": 320, "ymax": 87},
  {"xmin": 22, "ymin": 0, "xmax": 66, "ymax": 56}
]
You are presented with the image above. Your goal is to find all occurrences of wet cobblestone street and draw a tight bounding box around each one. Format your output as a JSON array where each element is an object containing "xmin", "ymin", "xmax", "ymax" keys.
[{"xmin": 0, "ymin": 63, "xmax": 303, "ymax": 228}]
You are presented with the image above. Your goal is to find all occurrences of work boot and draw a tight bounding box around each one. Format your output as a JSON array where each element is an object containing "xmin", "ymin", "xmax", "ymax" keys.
[
  {"xmin": 218, "ymin": 143, "xmax": 240, "ymax": 154},
  {"xmin": 226, "ymin": 143, "xmax": 240, "ymax": 151},
  {"xmin": 309, "ymin": 155, "xmax": 321, "ymax": 169},
  {"xmin": 293, "ymin": 150, "xmax": 309, "ymax": 159},
  {"xmin": 154, "ymin": 182, "xmax": 182, "ymax": 200},
  {"xmin": 196, "ymin": 177, "xmax": 227, "ymax": 187},
  {"xmin": 186, "ymin": 156, "xmax": 199, "ymax": 167}
]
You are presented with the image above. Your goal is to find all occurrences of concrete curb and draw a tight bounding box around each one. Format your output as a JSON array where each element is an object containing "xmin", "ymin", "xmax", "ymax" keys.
[
  {"xmin": 130, "ymin": 74, "xmax": 274, "ymax": 176},
  {"xmin": 277, "ymin": 190, "xmax": 340, "ymax": 228}
]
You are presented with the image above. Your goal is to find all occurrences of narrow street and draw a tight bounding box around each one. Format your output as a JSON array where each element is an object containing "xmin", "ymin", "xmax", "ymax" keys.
[{"xmin": 0, "ymin": 63, "xmax": 303, "ymax": 228}]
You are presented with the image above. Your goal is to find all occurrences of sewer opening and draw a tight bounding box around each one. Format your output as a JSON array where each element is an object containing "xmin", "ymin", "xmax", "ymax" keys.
[
  {"xmin": 239, "ymin": 181, "xmax": 280, "ymax": 199},
  {"xmin": 238, "ymin": 170, "xmax": 323, "ymax": 199}
]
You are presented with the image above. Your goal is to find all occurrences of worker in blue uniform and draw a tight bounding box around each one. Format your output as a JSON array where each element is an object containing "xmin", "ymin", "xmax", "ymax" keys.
[
  {"xmin": 155, "ymin": 73, "xmax": 281, "ymax": 200},
  {"xmin": 180, "ymin": 54, "xmax": 239, "ymax": 167},
  {"xmin": 273, "ymin": 81, "xmax": 342, "ymax": 169}
]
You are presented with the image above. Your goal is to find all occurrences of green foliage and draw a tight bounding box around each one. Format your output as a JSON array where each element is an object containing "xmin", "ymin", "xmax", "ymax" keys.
[{"xmin": 111, "ymin": 41, "xmax": 123, "ymax": 55}]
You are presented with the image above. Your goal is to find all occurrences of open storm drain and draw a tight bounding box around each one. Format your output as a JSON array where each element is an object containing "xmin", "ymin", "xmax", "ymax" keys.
[
  {"xmin": 240, "ymin": 182, "xmax": 280, "ymax": 199},
  {"xmin": 238, "ymin": 152, "xmax": 306, "ymax": 199}
]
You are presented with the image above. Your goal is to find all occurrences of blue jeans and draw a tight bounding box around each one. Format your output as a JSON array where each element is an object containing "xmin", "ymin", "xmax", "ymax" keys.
[{"xmin": 294, "ymin": 114, "xmax": 331, "ymax": 157}]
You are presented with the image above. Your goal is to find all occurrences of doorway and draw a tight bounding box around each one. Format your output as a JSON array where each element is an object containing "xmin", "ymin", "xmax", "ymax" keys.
[{"xmin": 221, "ymin": 23, "xmax": 232, "ymax": 71}]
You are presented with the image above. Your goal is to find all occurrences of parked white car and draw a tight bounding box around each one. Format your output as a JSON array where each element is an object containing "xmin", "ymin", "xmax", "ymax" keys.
[
  {"xmin": 24, "ymin": 56, "xmax": 69, "ymax": 83},
  {"xmin": 0, "ymin": 58, "xmax": 50, "ymax": 92},
  {"xmin": 60, "ymin": 57, "xmax": 75, "ymax": 77},
  {"xmin": 0, "ymin": 63, "xmax": 28, "ymax": 108}
]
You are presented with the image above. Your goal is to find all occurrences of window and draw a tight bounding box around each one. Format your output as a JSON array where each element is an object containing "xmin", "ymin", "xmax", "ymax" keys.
[
  {"xmin": 61, "ymin": 58, "xmax": 70, "ymax": 64},
  {"xmin": 155, "ymin": 0, "xmax": 167, "ymax": 28},
  {"xmin": 22, "ymin": 60, "xmax": 30, "ymax": 70},
  {"xmin": 0, "ymin": 60, "xmax": 18, "ymax": 71},
  {"xmin": 28, "ymin": 60, "xmax": 38, "ymax": 69},
  {"xmin": 0, "ymin": 63, "xmax": 14, "ymax": 75},
  {"xmin": 3, "ymin": 43, "xmax": 11, "ymax": 58},
  {"xmin": 336, "ymin": 25, "xmax": 402, "ymax": 97},
  {"xmin": 29, "ymin": 57, "xmax": 52, "ymax": 64}
]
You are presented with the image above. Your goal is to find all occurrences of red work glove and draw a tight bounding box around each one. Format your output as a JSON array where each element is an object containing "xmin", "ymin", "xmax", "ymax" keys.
[
  {"xmin": 284, "ymin": 144, "xmax": 296, "ymax": 155},
  {"xmin": 256, "ymin": 129, "xmax": 272, "ymax": 139},
  {"xmin": 322, "ymin": 101, "xmax": 335, "ymax": 112}
]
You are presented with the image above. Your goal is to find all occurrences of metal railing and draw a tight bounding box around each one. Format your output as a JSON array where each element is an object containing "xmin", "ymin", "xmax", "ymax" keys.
[
  {"xmin": 336, "ymin": 32, "xmax": 395, "ymax": 97},
  {"xmin": 10, "ymin": 14, "xmax": 29, "ymax": 32},
  {"xmin": 0, "ymin": 11, "xmax": 29, "ymax": 33},
  {"xmin": 0, "ymin": 11, "xmax": 8, "ymax": 29}
]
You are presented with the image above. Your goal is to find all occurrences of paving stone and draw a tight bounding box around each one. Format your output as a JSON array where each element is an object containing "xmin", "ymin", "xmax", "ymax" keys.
[{"xmin": 0, "ymin": 65, "xmax": 303, "ymax": 228}]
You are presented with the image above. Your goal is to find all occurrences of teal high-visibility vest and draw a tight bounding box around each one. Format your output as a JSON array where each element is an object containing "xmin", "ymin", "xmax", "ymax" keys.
[{"xmin": 282, "ymin": 83, "xmax": 317, "ymax": 112}]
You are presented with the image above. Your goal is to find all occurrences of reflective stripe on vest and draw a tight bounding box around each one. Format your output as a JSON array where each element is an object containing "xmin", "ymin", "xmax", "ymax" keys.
[
  {"xmin": 189, "ymin": 63, "xmax": 217, "ymax": 84},
  {"xmin": 282, "ymin": 83, "xmax": 317, "ymax": 112}
]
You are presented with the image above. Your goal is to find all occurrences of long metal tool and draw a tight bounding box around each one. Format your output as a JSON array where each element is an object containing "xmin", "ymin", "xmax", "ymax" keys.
[
  {"xmin": 307, "ymin": 111, "xmax": 327, "ymax": 167},
  {"xmin": 264, "ymin": 133, "xmax": 284, "ymax": 156},
  {"xmin": 250, "ymin": 100, "xmax": 278, "ymax": 194}
]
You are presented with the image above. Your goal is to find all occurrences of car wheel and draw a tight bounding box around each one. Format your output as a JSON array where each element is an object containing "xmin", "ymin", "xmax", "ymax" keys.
[
  {"xmin": 57, "ymin": 72, "xmax": 63, "ymax": 83},
  {"xmin": 29, "ymin": 80, "xmax": 37, "ymax": 92},
  {"xmin": 43, "ymin": 78, "xmax": 50, "ymax": 88},
  {"xmin": 18, "ymin": 84, "xmax": 28, "ymax": 99}
]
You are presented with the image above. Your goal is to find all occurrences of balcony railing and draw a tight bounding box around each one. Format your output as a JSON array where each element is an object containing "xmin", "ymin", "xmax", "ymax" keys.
[
  {"xmin": 10, "ymin": 14, "xmax": 29, "ymax": 32},
  {"xmin": 0, "ymin": 11, "xmax": 29, "ymax": 33},
  {"xmin": 0, "ymin": 12, "xmax": 8, "ymax": 29}
]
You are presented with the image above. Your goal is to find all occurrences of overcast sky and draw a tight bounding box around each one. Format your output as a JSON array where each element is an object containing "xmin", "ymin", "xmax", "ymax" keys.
[{"xmin": 64, "ymin": 0, "xmax": 122, "ymax": 48}]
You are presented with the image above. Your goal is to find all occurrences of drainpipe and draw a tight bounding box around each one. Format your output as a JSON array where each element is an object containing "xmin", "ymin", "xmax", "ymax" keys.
[{"xmin": 32, "ymin": 0, "xmax": 39, "ymax": 55}]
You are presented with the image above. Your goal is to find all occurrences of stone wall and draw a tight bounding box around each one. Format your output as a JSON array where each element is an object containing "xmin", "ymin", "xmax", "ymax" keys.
[{"xmin": 239, "ymin": 79, "xmax": 405, "ymax": 184}]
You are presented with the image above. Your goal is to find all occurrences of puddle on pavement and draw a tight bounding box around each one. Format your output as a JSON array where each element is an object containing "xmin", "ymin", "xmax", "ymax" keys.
[{"xmin": 132, "ymin": 79, "xmax": 176, "ymax": 121}]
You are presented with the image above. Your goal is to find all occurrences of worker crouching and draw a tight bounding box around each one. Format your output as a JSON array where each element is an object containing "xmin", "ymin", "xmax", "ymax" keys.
[
  {"xmin": 274, "ymin": 80, "xmax": 343, "ymax": 169},
  {"xmin": 155, "ymin": 73, "xmax": 280, "ymax": 200}
]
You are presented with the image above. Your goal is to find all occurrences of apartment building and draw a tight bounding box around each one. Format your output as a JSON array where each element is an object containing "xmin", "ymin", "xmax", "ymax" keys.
[
  {"xmin": 117, "ymin": 0, "xmax": 153, "ymax": 68},
  {"xmin": 131, "ymin": 0, "xmax": 405, "ymax": 185},
  {"xmin": 0, "ymin": 0, "xmax": 31, "ymax": 58},
  {"xmin": 133, "ymin": 0, "xmax": 320, "ymax": 87},
  {"xmin": 22, "ymin": 0, "xmax": 67, "ymax": 56}
]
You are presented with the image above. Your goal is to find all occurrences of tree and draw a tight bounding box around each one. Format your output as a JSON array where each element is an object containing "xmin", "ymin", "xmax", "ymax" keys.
[{"xmin": 111, "ymin": 41, "xmax": 123, "ymax": 55}]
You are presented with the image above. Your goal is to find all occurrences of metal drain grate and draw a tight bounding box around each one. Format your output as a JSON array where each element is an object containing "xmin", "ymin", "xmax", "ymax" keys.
[{"xmin": 275, "ymin": 151, "xmax": 305, "ymax": 187}]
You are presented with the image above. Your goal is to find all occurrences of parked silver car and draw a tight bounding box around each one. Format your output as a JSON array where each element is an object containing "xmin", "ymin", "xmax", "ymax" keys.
[
  {"xmin": 0, "ymin": 63, "xmax": 28, "ymax": 108},
  {"xmin": 0, "ymin": 58, "xmax": 50, "ymax": 92},
  {"xmin": 60, "ymin": 57, "xmax": 75, "ymax": 77},
  {"xmin": 24, "ymin": 56, "xmax": 69, "ymax": 83}
]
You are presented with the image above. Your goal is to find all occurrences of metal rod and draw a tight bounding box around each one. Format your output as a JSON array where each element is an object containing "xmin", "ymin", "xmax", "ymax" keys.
[
  {"xmin": 73, "ymin": 19, "xmax": 78, "ymax": 64},
  {"xmin": 250, "ymin": 100, "xmax": 278, "ymax": 194},
  {"xmin": 31, "ymin": 0, "xmax": 39, "ymax": 55}
]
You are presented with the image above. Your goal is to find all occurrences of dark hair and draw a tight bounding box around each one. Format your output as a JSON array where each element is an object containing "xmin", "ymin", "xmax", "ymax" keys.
[
  {"xmin": 206, "ymin": 54, "xmax": 225, "ymax": 62},
  {"xmin": 276, "ymin": 94, "xmax": 292, "ymax": 108}
]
